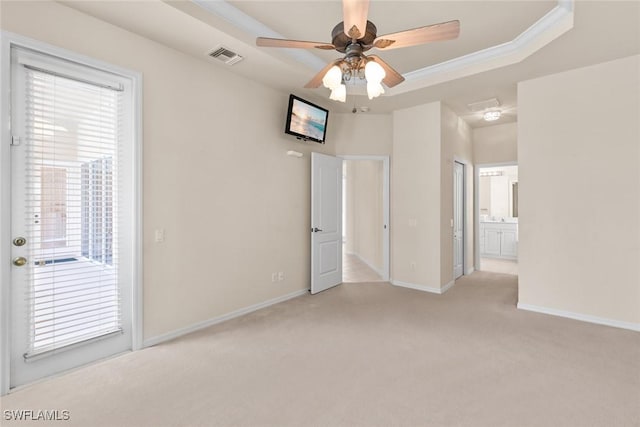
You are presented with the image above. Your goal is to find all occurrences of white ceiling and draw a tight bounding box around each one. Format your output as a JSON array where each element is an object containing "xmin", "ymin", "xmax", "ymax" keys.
[{"xmin": 61, "ymin": 0, "xmax": 640, "ymax": 128}]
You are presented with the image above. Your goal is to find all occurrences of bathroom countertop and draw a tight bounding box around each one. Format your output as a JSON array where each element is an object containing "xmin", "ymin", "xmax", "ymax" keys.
[{"xmin": 480, "ymin": 219, "xmax": 518, "ymax": 224}]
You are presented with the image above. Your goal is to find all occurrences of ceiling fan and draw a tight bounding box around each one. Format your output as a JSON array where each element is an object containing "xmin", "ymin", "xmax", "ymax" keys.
[{"xmin": 256, "ymin": 0, "xmax": 460, "ymax": 102}]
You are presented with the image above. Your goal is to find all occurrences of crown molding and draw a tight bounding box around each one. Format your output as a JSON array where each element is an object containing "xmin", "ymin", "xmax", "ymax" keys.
[{"xmin": 391, "ymin": 0, "xmax": 574, "ymax": 95}]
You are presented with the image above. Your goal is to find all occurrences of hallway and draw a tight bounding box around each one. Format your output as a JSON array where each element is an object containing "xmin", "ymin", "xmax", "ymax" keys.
[{"xmin": 343, "ymin": 252, "xmax": 383, "ymax": 283}]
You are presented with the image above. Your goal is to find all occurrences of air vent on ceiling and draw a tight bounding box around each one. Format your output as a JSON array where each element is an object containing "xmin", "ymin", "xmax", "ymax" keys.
[
  {"xmin": 467, "ymin": 98, "xmax": 501, "ymax": 112},
  {"xmin": 208, "ymin": 46, "xmax": 244, "ymax": 65}
]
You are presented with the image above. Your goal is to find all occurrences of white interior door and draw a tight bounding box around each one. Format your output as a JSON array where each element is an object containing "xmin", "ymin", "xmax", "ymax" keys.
[
  {"xmin": 311, "ymin": 152, "xmax": 343, "ymax": 294},
  {"xmin": 453, "ymin": 161, "xmax": 464, "ymax": 279},
  {"xmin": 8, "ymin": 47, "xmax": 134, "ymax": 388}
]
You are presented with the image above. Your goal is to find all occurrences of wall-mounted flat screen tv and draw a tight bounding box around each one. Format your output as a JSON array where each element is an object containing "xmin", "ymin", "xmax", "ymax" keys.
[{"xmin": 285, "ymin": 94, "xmax": 328, "ymax": 144}]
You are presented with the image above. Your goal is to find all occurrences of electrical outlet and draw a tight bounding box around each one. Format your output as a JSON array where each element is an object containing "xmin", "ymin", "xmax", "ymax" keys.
[
  {"xmin": 278, "ymin": 272, "xmax": 284, "ymax": 281},
  {"xmin": 271, "ymin": 273, "xmax": 277, "ymax": 282}
]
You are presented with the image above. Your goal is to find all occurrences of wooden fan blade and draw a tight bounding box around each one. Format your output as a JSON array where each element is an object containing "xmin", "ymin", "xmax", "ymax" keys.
[
  {"xmin": 256, "ymin": 37, "xmax": 335, "ymax": 50},
  {"xmin": 373, "ymin": 20, "xmax": 460, "ymax": 50},
  {"xmin": 305, "ymin": 60, "xmax": 343, "ymax": 89},
  {"xmin": 342, "ymin": 0, "xmax": 370, "ymax": 40},
  {"xmin": 368, "ymin": 55, "xmax": 405, "ymax": 88}
]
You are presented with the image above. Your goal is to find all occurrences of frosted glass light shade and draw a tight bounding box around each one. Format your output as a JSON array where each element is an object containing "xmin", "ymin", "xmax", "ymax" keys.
[
  {"xmin": 329, "ymin": 84, "xmax": 346, "ymax": 102},
  {"xmin": 367, "ymin": 81, "xmax": 385, "ymax": 100},
  {"xmin": 483, "ymin": 110, "xmax": 501, "ymax": 121},
  {"xmin": 322, "ymin": 66, "xmax": 342, "ymax": 90},
  {"xmin": 365, "ymin": 60, "xmax": 385, "ymax": 83}
]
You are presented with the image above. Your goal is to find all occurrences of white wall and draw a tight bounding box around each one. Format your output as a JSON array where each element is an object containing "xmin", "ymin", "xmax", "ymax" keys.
[
  {"xmin": 344, "ymin": 160, "xmax": 384, "ymax": 273},
  {"xmin": 489, "ymin": 176, "xmax": 510, "ymax": 218},
  {"xmin": 518, "ymin": 54, "xmax": 640, "ymax": 326},
  {"xmin": 473, "ymin": 122, "xmax": 517, "ymax": 164},
  {"xmin": 479, "ymin": 176, "xmax": 491, "ymax": 217},
  {"xmin": 391, "ymin": 103, "xmax": 474, "ymax": 290},
  {"xmin": 441, "ymin": 104, "xmax": 474, "ymax": 280},
  {"xmin": 392, "ymin": 102, "xmax": 442, "ymax": 288},
  {"xmin": 330, "ymin": 113, "xmax": 392, "ymax": 156},
  {"xmin": 0, "ymin": 0, "xmax": 337, "ymax": 340}
]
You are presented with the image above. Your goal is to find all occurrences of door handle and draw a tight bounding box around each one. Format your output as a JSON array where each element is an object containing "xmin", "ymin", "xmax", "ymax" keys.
[
  {"xmin": 13, "ymin": 257, "xmax": 28, "ymax": 267},
  {"xmin": 312, "ymin": 227, "xmax": 323, "ymax": 233}
]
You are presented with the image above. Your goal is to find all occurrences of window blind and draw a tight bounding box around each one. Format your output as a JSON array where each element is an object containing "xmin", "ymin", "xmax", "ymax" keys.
[{"xmin": 21, "ymin": 65, "xmax": 124, "ymax": 359}]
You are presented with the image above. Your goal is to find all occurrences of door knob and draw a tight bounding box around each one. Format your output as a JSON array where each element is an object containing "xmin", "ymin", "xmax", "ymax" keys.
[
  {"xmin": 312, "ymin": 228, "xmax": 323, "ymax": 232},
  {"xmin": 13, "ymin": 257, "xmax": 28, "ymax": 267}
]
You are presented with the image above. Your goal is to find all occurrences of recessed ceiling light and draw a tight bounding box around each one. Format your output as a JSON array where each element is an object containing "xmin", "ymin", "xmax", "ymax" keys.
[{"xmin": 483, "ymin": 111, "xmax": 501, "ymax": 121}]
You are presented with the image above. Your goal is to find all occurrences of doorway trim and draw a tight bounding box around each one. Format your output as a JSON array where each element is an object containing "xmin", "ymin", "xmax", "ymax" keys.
[
  {"xmin": 453, "ymin": 160, "xmax": 465, "ymax": 279},
  {"xmin": 474, "ymin": 161, "xmax": 518, "ymax": 271},
  {"xmin": 338, "ymin": 155, "xmax": 390, "ymax": 282},
  {"xmin": 453, "ymin": 156, "xmax": 473, "ymax": 276},
  {"xmin": 0, "ymin": 31, "xmax": 143, "ymax": 395}
]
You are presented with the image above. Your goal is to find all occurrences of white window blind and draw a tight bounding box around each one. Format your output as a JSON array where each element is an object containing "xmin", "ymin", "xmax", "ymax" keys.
[{"xmin": 20, "ymin": 63, "xmax": 124, "ymax": 359}]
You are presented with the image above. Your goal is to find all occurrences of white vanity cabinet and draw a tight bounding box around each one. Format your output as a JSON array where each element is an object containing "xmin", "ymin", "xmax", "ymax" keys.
[{"xmin": 480, "ymin": 222, "xmax": 518, "ymax": 259}]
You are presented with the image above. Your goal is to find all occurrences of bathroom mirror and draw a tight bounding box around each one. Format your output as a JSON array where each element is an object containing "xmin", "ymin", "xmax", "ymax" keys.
[{"xmin": 479, "ymin": 166, "xmax": 518, "ymax": 221}]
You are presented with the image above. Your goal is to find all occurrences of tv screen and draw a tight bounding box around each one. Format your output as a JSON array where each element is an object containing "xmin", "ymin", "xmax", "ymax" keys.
[{"xmin": 285, "ymin": 94, "xmax": 328, "ymax": 144}]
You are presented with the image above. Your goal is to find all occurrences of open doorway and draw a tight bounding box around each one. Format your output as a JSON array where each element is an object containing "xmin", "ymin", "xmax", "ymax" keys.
[
  {"xmin": 340, "ymin": 156, "xmax": 389, "ymax": 283},
  {"xmin": 476, "ymin": 164, "xmax": 518, "ymax": 275}
]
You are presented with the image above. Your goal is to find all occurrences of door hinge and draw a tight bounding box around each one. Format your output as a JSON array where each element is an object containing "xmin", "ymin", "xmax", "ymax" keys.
[{"xmin": 11, "ymin": 135, "xmax": 21, "ymax": 146}]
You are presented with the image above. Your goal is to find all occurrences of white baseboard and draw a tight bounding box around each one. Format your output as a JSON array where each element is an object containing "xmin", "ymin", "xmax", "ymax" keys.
[
  {"xmin": 441, "ymin": 280, "xmax": 455, "ymax": 293},
  {"xmin": 517, "ymin": 303, "xmax": 640, "ymax": 332},
  {"xmin": 348, "ymin": 252, "xmax": 384, "ymax": 278},
  {"xmin": 392, "ymin": 279, "xmax": 455, "ymax": 295},
  {"xmin": 143, "ymin": 289, "xmax": 308, "ymax": 347},
  {"xmin": 465, "ymin": 267, "xmax": 475, "ymax": 275}
]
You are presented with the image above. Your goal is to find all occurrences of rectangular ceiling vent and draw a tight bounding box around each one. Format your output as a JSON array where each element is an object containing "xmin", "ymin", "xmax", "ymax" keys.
[
  {"xmin": 208, "ymin": 46, "xmax": 244, "ymax": 66},
  {"xmin": 467, "ymin": 97, "xmax": 501, "ymax": 112}
]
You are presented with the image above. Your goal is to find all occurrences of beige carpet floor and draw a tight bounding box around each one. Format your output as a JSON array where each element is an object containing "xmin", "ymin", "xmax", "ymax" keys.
[
  {"xmin": 480, "ymin": 257, "xmax": 518, "ymax": 275},
  {"xmin": 1, "ymin": 272, "xmax": 639, "ymax": 427},
  {"xmin": 343, "ymin": 252, "xmax": 383, "ymax": 283}
]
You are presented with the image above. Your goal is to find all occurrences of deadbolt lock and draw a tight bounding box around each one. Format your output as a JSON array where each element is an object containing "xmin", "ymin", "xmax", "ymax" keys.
[
  {"xmin": 13, "ymin": 257, "xmax": 28, "ymax": 267},
  {"xmin": 13, "ymin": 237, "xmax": 27, "ymax": 247}
]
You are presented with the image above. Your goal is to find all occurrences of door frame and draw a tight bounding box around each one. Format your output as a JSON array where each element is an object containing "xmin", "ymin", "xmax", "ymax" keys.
[
  {"xmin": 453, "ymin": 160, "xmax": 465, "ymax": 279},
  {"xmin": 0, "ymin": 31, "xmax": 143, "ymax": 395},
  {"xmin": 474, "ymin": 161, "xmax": 518, "ymax": 271},
  {"xmin": 338, "ymin": 155, "xmax": 390, "ymax": 282},
  {"xmin": 453, "ymin": 156, "xmax": 474, "ymax": 276}
]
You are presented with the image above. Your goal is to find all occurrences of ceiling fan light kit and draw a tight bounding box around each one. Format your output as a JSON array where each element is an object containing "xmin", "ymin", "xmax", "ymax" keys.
[
  {"xmin": 256, "ymin": 0, "xmax": 460, "ymax": 103},
  {"xmin": 366, "ymin": 81, "xmax": 385, "ymax": 100},
  {"xmin": 329, "ymin": 84, "xmax": 347, "ymax": 103},
  {"xmin": 322, "ymin": 65, "xmax": 343, "ymax": 90}
]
